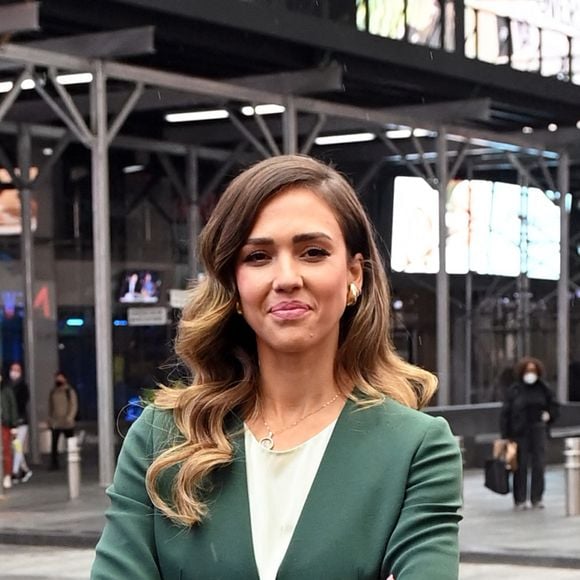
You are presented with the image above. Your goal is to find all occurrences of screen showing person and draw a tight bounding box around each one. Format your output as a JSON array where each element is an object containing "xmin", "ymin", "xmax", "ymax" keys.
[{"xmin": 119, "ymin": 270, "xmax": 161, "ymax": 303}]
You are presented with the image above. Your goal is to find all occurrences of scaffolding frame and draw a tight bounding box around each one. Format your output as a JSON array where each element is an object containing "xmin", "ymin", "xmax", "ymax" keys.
[{"xmin": 0, "ymin": 38, "xmax": 571, "ymax": 485}]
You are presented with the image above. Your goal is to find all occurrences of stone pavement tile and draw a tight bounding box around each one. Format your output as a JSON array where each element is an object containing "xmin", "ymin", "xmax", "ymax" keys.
[
  {"xmin": 0, "ymin": 544, "xmax": 95, "ymax": 579},
  {"xmin": 460, "ymin": 465, "xmax": 580, "ymax": 566},
  {"xmin": 460, "ymin": 564, "xmax": 580, "ymax": 580}
]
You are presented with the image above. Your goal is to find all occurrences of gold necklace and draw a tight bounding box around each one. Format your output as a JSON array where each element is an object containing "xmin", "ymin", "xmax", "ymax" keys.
[{"xmin": 258, "ymin": 393, "xmax": 341, "ymax": 450}]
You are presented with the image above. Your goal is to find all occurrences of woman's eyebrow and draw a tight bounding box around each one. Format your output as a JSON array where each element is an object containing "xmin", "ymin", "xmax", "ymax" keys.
[{"xmin": 244, "ymin": 232, "xmax": 332, "ymax": 246}]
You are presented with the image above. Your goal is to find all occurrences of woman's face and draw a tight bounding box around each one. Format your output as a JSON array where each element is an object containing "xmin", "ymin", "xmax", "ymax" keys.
[
  {"xmin": 235, "ymin": 186, "xmax": 362, "ymax": 357},
  {"xmin": 523, "ymin": 362, "xmax": 538, "ymax": 375}
]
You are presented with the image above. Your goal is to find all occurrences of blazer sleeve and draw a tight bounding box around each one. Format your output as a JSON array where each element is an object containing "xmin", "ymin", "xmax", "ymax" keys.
[
  {"xmin": 90, "ymin": 405, "xmax": 162, "ymax": 580},
  {"xmin": 382, "ymin": 417, "xmax": 463, "ymax": 580}
]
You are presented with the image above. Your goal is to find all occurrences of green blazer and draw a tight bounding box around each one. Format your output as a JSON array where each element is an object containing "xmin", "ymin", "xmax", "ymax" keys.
[{"xmin": 91, "ymin": 398, "xmax": 462, "ymax": 580}]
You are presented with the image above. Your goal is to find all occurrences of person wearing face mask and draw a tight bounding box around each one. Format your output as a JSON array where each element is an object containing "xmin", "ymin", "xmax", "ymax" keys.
[
  {"xmin": 48, "ymin": 371, "xmax": 78, "ymax": 470},
  {"xmin": 500, "ymin": 357, "xmax": 559, "ymax": 510},
  {"xmin": 6, "ymin": 362, "xmax": 32, "ymax": 483}
]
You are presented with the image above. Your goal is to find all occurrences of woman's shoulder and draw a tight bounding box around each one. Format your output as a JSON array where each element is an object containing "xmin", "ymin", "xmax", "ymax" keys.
[
  {"xmin": 353, "ymin": 397, "xmax": 453, "ymax": 438},
  {"xmin": 126, "ymin": 404, "xmax": 179, "ymax": 453}
]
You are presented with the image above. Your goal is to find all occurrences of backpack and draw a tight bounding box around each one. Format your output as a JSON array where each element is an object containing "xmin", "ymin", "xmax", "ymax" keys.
[{"xmin": 65, "ymin": 386, "xmax": 81, "ymax": 421}]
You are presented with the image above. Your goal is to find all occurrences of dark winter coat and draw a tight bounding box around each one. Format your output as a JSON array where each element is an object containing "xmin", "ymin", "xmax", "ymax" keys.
[
  {"xmin": 1, "ymin": 384, "xmax": 18, "ymax": 428},
  {"xmin": 8, "ymin": 379, "xmax": 29, "ymax": 425},
  {"xmin": 500, "ymin": 379, "xmax": 559, "ymax": 439}
]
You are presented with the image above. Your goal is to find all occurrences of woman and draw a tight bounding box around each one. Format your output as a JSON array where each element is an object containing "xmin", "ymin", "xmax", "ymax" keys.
[
  {"xmin": 500, "ymin": 356, "xmax": 559, "ymax": 510},
  {"xmin": 91, "ymin": 155, "xmax": 462, "ymax": 580},
  {"xmin": 6, "ymin": 362, "xmax": 32, "ymax": 483},
  {"xmin": 48, "ymin": 371, "xmax": 78, "ymax": 470}
]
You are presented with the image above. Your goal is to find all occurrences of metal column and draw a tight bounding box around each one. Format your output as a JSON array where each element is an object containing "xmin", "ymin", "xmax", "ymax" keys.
[
  {"xmin": 436, "ymin": 128, "xmax": 450, "ymax": 404},
  {"xmin": 465, "ymin": 271, "xmax": 473, "ymax": 404},
  {"xmin": 282, "ymin": 97, "xmax": 298, "ymax": 155},
  {"xmin": 186, "ymin": 148, "xmax": 200, "ymax": 281},
  {"xmin": 90, "ymin": 61, "xmax": 115, "ymax": 485},
  {"xmin": 18, "ymin": 124, "xmax": 40, "ymax": 463},
  {"xmin": 558, "ymin": 151, "xmax": 570, "ymax": 403}
]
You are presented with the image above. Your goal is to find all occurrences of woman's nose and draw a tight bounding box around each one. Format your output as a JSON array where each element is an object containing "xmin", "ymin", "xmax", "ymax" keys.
[{"xmin": 272, "ymin": 256, "xmax": 303, "ymax": 292}]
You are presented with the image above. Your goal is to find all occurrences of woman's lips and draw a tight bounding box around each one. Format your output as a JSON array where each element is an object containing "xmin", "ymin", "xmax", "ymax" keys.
[{"xmin": 269, "ymin": 301, "xmax": 310, "ymax": 320}]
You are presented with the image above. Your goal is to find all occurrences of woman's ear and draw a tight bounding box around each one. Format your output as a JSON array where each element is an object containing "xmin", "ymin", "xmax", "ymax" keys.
[{"xmin": 349, "ymin": 253, "xmax": 364, "ymax": 289}]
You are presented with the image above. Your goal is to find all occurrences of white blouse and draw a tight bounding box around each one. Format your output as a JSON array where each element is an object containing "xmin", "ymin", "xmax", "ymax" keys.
[{"xmin": 244, "ymin": 420, "xmax": 337, "ymax": 580}]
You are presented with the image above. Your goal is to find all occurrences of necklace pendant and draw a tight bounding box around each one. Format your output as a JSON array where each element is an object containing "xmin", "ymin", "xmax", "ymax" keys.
[{"xmin": 259, "ymin": 433, "xmax": 274, "ymax": 450}]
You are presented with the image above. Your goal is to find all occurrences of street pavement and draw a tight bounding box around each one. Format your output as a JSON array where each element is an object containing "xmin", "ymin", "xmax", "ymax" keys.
[{"xmin": 0, "ymin": 445, "xmax": 579, "ymax": 574}]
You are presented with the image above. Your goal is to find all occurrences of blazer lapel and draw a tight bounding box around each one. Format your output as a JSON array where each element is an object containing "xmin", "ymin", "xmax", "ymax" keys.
[{"xmin": 276, "ymin": 398, "xmax": 365, "ymax": 577}]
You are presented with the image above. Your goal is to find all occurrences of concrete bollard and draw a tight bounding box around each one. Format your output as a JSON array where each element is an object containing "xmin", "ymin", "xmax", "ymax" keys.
[
  {"xmin": 67, "ymin": 436, "xmax": 81, "ymax": 500},
  {"xmin": 564, "ymin": 437, "xmax": 580, "ymax": 517}
]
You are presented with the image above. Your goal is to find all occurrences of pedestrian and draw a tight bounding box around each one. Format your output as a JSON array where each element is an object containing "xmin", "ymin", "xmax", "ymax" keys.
[
  {"xmin": 500, "ymin": 356, "xmax": 559, "ymax": 510},
  {"xmin": 91, "ymin": 155, "xmax": 463, "ymax": 580},
  {"xmin": 48, "ymin": 371, "xmax": 78, "ymax": 470},
  {"xmin": 6, "ymin": 362, "xmax": 32, "ymax": 483},
  {"xmin": 1, "ymin": 371, "xmax": 18, "ymax": 489}
]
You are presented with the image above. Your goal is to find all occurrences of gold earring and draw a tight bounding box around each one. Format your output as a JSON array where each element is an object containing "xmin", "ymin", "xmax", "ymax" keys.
[
  {"xmin": 346, "ymin": 283, "xmax": 360, "ymax": 306},
  {"xmin": 235, "ymin": 301, "xmax": 243, "ymax": 315}
]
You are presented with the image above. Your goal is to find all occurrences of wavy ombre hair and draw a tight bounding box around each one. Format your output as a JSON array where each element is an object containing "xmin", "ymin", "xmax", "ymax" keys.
[{"xmin": 147, "ymin": 154, "xmax": 438, "ymax": 526}]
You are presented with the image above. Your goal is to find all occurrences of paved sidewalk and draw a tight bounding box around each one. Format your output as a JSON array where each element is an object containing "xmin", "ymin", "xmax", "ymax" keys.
[{"xmin": 1, "ymin": 449, "xmax": 579, "ymax": 568}]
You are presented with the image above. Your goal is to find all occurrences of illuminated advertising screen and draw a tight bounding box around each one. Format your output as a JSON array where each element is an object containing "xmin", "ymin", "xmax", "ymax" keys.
[{"xmin": 391, "ymin": 176, "xmax": 560, "ymax": 280}]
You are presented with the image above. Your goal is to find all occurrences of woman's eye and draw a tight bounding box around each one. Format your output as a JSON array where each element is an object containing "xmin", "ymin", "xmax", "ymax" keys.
[
  {"xmin": 303, "ymin": 247, "xmax": 330, "ymax": 259},
  {"xmin": 243, "ymin": 251, "xmax": 270, "ymax": 263}
]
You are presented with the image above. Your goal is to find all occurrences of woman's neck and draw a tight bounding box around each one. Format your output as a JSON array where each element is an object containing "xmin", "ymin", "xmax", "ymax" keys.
[{"xmin": 256, "ymin": 348, "xmax": 341, "ymax": 417}]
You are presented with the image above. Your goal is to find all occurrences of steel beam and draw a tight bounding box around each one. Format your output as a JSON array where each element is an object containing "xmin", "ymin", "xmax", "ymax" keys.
[
  {"xmin": 0, "ymin": 67, "xmax": 32, "ymax": 123},
  {"xmin": 90, "ymin": 62, "xmax": 115, "ymax": 486},
  {"xmin": 558, "ymin": 151, "xmax": 570, "ymax": 403},
  {"xmin": 232, "ymin": 61, "xmax": 343, "ymax": 95},
  {"xmin": 0, "ymin": 120, "xmax": 235, "ymax": 161},
  {"xmin": 186, "ymin": 149, "xmax": 201, "ymax": 281},
  {"xmin": 18, "ymin": 125, "xmax": 40, "ymax": 464},
  {"xmin": 33, "ymin": 81, "xmax": 92, "ymax": 146},
  {"xmin": 0, "ymin": 2, "xmax": 39, "ymax": 35},
  {"xmin": 0, "ymin": 26, "xmax": 154, "ymax": 71},
  {"xmin": 253, "ymin": 113, "xmax": 281, "ymax": 156},
  {"xmin": 381, "ymin": 98, "xmax": 492, "ymax": 124},
  {"xmin": 300, "ymin": 114, "xmax": 326, "ymax": 155},
  {"xmin": 228, "ymin": 111, "xmax": 270, "ymax": 158},
  {"xmin": 107, "ymin": 82, "xmax": 145, "ymax": 145},
  {"xmin": 377, "ymin": 133, "xmax": 427, "ymax": 181},
  {"xmin": 36, "ymin": 25, "xmax": 155, "ymax": 58},
  {"xmin": 283, "ymin": 97, "xmax": 298, "ymax": 155},
  {"xmin": 0, "ymin": 42, "xmax": 560, "ymax": 153},
  {"xmin": 436, "ymin": 128, "xmax": 450, "ymax": 405}
]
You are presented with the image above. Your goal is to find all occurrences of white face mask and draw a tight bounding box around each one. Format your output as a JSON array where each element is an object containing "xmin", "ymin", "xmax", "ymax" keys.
[
  {"xmin": 522, "ymin": 372, "xmax": 538, "ymax": 385},
  {"xmin": 9, "ymin": 371, "xmax": 21, "ymax": 382}
]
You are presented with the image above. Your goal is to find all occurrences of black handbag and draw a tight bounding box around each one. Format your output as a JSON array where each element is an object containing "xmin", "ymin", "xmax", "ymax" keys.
[{"xmin": 484, "ymin": 458, "xmax": 510, "ymax": 495}]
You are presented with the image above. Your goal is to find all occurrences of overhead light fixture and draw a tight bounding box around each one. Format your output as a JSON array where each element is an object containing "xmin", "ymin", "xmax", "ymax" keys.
[
  {"xmin": 522, "ymin": 126, "xmax": 534, "ymax": 134},
  {"xmin": 412, "ymin": 128, "xmax": 435, "ymax": 138},
  {"xmin": 548, "ymin": 123, "xmax": 558, "ymax": 132},
  {"xmin": 385, "ymin": 128, "xmax": 412, "ymax": 139},
  {"xmin": 0, "ymin": 73, "xmax": 92, "ymax": 94},
  {"xmin": 56, "ymin": 72, "xmax": 93, "ymax": 85},
  {"xmin": 241, "ymin": 104, "xmax": 286, "ymax": 116},
  {"xmin": 42, "ymin": 147, "xmax": 54, "ymax": 156},
  {"xmin": 315, "ymin": 132, "xmax": 376, "ymax": 146},
  {"xmin": 123, "ymin": 164, "xmax": 145, "ymax": 174},
  {"xmin": 165, "ymin": 109, "xmax": 229, "ymax": 123},
  {"xmin": 576, "ymin": 120, "xmax": 580, "ymax": 130}
]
